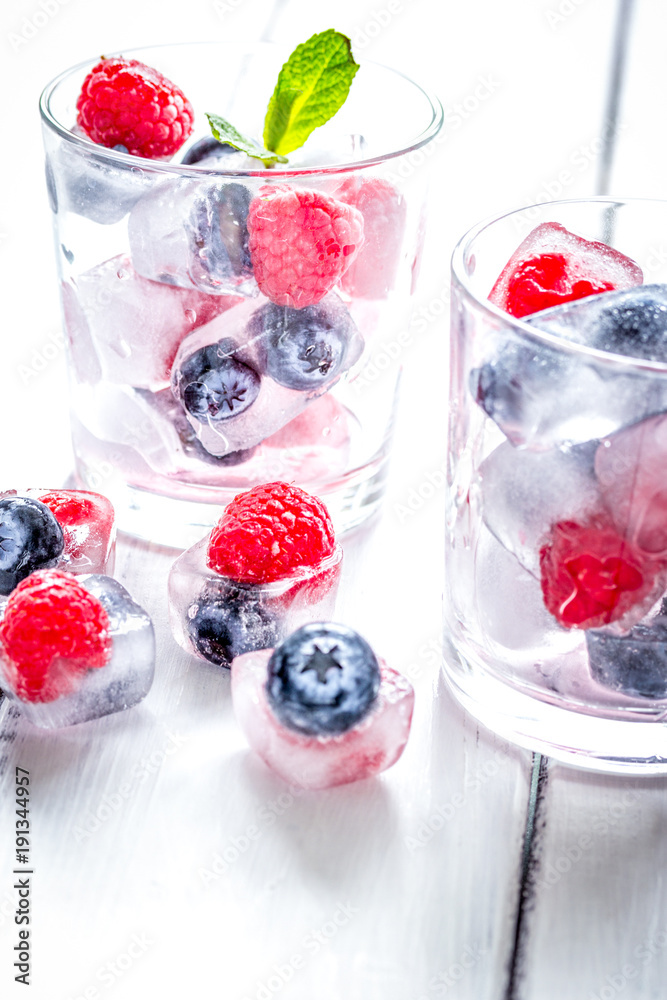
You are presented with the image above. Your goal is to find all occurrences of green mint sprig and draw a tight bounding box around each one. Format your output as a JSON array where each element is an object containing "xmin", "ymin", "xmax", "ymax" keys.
[{"xmin": 206, "ymin": 29, "xmax": 359, "ymax": 166}]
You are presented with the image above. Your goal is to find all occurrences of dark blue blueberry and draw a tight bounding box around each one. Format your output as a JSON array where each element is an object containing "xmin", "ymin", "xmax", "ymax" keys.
[
  {"xmin": 175, "ymin": 338, "xmax": 261, "ymax": 421},
  {"xmin": 252, "ymin": 299, "xmax": 360, "ymax": 392},
  {"xmin": 58, "ymin": 148, "xmax": 152, "ymax": 225},
  {"xmin": 0, "ymin": 497, "xmax": 64, "ymax": 595},
  {"xmin": 190, "ymin": 182, "xmax": 252, "ymax": 282},
  {"xmin": 181, "ymin": 138, "xmax": 237, "ymax": 166},
  {"xmin": 266, "ymin": 622, "xmax": 381, "ymax": 736},
  {"xmin": 187, "ymin": 580, "xmax": 278, "ymax": 668},
  {"xmin": 586, "ymin": 608, "xmax": 667, "ymax": 699}
]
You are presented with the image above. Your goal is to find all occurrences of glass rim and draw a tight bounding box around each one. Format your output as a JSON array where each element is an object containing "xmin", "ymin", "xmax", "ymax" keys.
[
  {"xmin": 39, "ymin": 40, "xmax": 444, "ymax": 179},
  {"xmin": 451, "ymin": 196, "xmax": 667, "ymax": 376}
]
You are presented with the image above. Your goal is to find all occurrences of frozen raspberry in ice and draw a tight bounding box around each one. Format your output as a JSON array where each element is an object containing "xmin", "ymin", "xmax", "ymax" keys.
[
  {"xmin": 251, "ymin": 296, "xmax": 363, "ymax": 391},
  {"xmin": 586, "ymin": 600, "xmax": 667, "ymax": 699},
  {"xmin": 76, "ymin": 57, "xmax": 194, "ymax": 159},
  {"xmin": 539, "ymin": 519, "xmax": 666, "ymax": 630},
  {"xmin": 488, "ymin": 222, "xmax": 643, "ymax": 318},
  {"xmin": 128, "ymin": 177, "xmax": 254, "ymax": 295},
  {"xmin": 168, "ymin": 483, "xmax": 342, "ymax": 667},
  {"xmin": 0, "ymin": 571, "xmax": 155, "ymax": 727},
  {"xmin": 0, "ymin": 497, "xmax": 64, "ymax": 595},
  {"xmin": 231, "ymin": 623, "xmax": 414, "ymax": 789},
  {"xmin": 35, "ymin": 490, "xmax": 116, "ymax": 575},
  {"xmin": 595, "ymin": 413, "xmax": 667, "ymax": 557},
  {"xmin": 247, "ymin": 185, "xmax": 364, "ymax": 308},
  {"xmin": 335, "ymin": 177, "xmax": 406, "ymax": 299}
]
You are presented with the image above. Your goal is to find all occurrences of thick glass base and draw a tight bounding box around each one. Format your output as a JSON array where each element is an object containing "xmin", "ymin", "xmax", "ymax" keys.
[
  {"xmin": 74, "ymin": 451, "xmax": 389, "ymax": 549},
  {"xmin": 442, "ymin": 642, "xmax": 667, "ymax": 775}
]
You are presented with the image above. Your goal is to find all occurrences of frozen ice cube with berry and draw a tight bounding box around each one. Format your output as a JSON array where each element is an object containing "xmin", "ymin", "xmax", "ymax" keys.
[
  {"xmin": 168, "ymin": 482, "xmax": 342, "ymax": 668},
  {"xmin": 231, "ymin": 622, "xmax": 414, "ymax": 789},
  {"xmin": 586, "ymin": 600, "xmax": 667, "ymax": 700},
  {"xmin": 0, "ymin": 570, "xmax": 154, "ymax": 728}
]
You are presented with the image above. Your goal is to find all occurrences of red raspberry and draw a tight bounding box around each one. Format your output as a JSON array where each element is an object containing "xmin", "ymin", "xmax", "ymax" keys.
[
  {"xmin": 0, "ymin": 570, "xmax": 111, "ymax": 703},
  {"xmin": 247, "ymin": 186, "xmax": 364, "ymax": 308},
  {"xmin": 539, "ymin": 520, "xmax": 659, "ymax": 629},
  {"xmin": 38, "ymin": 490, "xmax": 109, "ymax": 527},
  {"xmin": 489, "ymin": 222, "xmax": 643, "ymax": 319},
  {"xmin": 207, "ymin": 482, "xmax": 336, "ymax": 584},
  {"xmin": 335, "ymin": 177, "xmax": 406, "ymax": 299},
  {"xmin": 76, "ymin": 57, "xmax": 194, "ymax": 159}
]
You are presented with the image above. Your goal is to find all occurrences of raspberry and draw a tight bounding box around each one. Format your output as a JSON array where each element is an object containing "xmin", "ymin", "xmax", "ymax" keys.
[
  {"xmin": 38, "ymin": 490, "xmax": 100, "ymax": 526},
  {"xmin": 539, "ymin": 520, "xmax": 659, "ymax": 629},
  {"xmin": 336, "ymin": 177, "xmax": 406, "ymax": 299},
  {"xmin": 0, "ymin": 570, "xmax": 111, "ymax": 703},
  {"xmin": 207, "ymin": 482, "xmax": 336, "ymax": 584},
  {"xmin": 247, "ymin": 186, "xmax": 364, "ymax": 308},
  {"xmin": 76, "ymin": 57, "xmax": 194, "ymax": 159},
  {"xmin": 489, "ymin": 222, "xmax": 643, "ymax": 319}
]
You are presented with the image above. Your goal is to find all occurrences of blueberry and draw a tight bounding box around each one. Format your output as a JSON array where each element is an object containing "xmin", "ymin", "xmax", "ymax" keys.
[
  {"xmin": 0, "ymin": 497, "xmax": 64, "ymax": 594},
  {"xmin": 181, "ymin": 138, "xmax": 237, "ymax": 166},
  {"xmin": 175, "ymin": 338, "xmax": 261, "ymax": 421},
  {"xmin": 586, "ymin": 609, "xmax": 667, "ymax": 699},
  {"xmin": 252, "ymin": 299, "xmax": 360, "ymax": 391},
  {"xmin": 266, "ymin": 622, "xmax": 381, "ymax": 736},
  {"xmin": 586, "ymin": 286, "xmax": 667, "ymax": 361},
  {"xmin": 187, "ymin": 580, "xmax": 278, "ymax": 668},
  {"xmin": 189, "ymin": 182, "xmax": 252, "ymax": 282}
]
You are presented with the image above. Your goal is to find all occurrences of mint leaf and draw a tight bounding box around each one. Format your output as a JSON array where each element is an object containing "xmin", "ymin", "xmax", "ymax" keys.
[
  {"xmin": 263, "ymin": 29, "xmax": 359, "ymax": 157},
  {"xmin": 206, "ymin": 113, "xmax": 288, "ymax": 166}
]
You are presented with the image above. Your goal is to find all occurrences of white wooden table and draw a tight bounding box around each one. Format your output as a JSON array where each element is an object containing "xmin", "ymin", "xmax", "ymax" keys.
[{"xmin": 2, "ymin": 1, "xmax": 667, "ymax": 997}]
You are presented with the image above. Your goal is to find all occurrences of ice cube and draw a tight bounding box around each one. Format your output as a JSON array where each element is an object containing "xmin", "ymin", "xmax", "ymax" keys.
[
  {"xmin": 586, "ymin": 601, "xmax": 667, "ymax": 699},
  {"xmin": 63, "ymin": 256, "xmax": 238, "ymax": 390},
  {"xmin": 335, "ymin": 177, "xmax": 407, "ymax": 299},
  {"xmin": 471, "ymin": 286, "xmax": 667, "ymax": 449},
  {"xmin": 480, "ymin": 441, "xmax": 603, "ymax": 575},
  {"xmin": 0, "ymin": 573, "xmax": 154, "ymax": 728},
  {"xmin": 29, "ymin": 489, "xmax": 116, "ymax": 576},
  {"xmin": 231, "ymin": 645, "xmax": 414, "ymax": 790},
  {"xmin": 171, "ymin": 293, "xmax": 362, "ymax": 457},
  {"xmin": 168, "ymin": 537, "xmax": 342, "ymax": 668},
  {"xmin": 488, "ymin": 221, "xmax": 643, "ymax": 318},
  {"xmin": 128, "ymin": 175, "xmax": 254, "ymax": 295},
  {"xmin": 46, "ymin": 136, "xmax": 154, "ymax": 225},
  {"xmin": 595, "ymin": 412, "xmax": 667, "ymax": 556}
]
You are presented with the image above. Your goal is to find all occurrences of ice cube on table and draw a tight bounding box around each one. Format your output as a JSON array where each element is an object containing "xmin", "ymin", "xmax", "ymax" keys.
[
  {"xmin": 595, "ymin": 412, "xmax": 667, "ymax": 556},
  {"xmin": 128, "ymin": 175, "xmax": 254, "ymax": 295},
  {"xmin": 586, "ymin": 601, "xmax": 667, "ymax": 699},
  {"xmin": 46, "ymin": 136, "xmax": 155, "ymax": 225},
  {"xmin": 0, "ymin": 574, "xmax": 154, "ymax": 728},
  {"xmin": 488, "ymin": 221, "xmax": 643, "ymax": 318},
  {"xmin": 29, "ymin": 489, "xmax": 116, "ymax": 576},
  {"xmin": 480, "ymin": 441, "xmax": 603, "ymax": 576},
  {"xmin": 231, "ymin": 649, "xmax": 414, "ymax": 789},
  {"xmin": 168, "ymin": 537, "xmax": 342, "ymax": 668},
  {"xmin": 471, "ymin": 286, "xmax": 667, "ymax": 449},
  {"xmin": 63, "ymin": 256, "xmax": 238, "ymax": 390},
  {"xmin": 335, "ymin": 177, "xmax": 407, "ymax": 299},
  {"xmin": 171, "ymin": 294, "xmax": 362, "ymax": 457}
]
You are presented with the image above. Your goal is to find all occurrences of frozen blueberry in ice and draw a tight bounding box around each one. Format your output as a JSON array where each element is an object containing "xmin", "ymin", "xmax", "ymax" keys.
[
  {"xmin": 187, "ymin": 580, "xmax": 279, "ymax": 668},
  {"xmin": 175, "ymin": 337, "xmax": 261, "ymax": 421},
  {"xmin": 181, "ymin": 137, "xmax": 236, "ymax": 165},
  {"xmin": 52, "ymin": 141, "xmax": 153, "ymax": 225},
  {"xmin": 190, "ymin": 182, "xmax": 252, "ymax": 282},
  {"xmin": 252, "ymin": 297, "xmax": 362, "ymax": 391},
  {"xmin": 266, "ymin": 622, "xmax": 381, "ymax": 736},
  {"xmin": 0, "ymin": 497, "xmax": 64, "ymax": 595},
  {"xmin": 586, "ymin": 602, "xmax": 667, "ymax": 699}
]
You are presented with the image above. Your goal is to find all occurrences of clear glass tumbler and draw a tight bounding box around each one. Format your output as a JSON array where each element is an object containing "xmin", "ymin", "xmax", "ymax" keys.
[
  {"xmin": 39, "ymin": 43, "xmax": 442, "ymax": 546},
  {"xmin": 445, "ymin": 198, "xmax": 667, "ymax": 773}
]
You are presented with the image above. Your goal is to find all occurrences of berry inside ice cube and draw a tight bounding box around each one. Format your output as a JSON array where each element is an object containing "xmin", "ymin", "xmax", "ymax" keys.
[
  {"xmin": 336, "ymin": 177, "xmax": 406, "ymax": 299},
  {"xmin": 0, "ymin": 497, "xmax": 64, "ymax": 595},
  {"xmin": 265, "ymin": 622, "xmax": 380, "ymax": 736},
  {"xmin": 586, "ymin": 602, "xmax": 667, "ymax": 699},
  {"xmin": 251, "ymin": 296, "xmax": 362, "ymax": 391},
  {"xmin": 174, "ymin": 337, "xmax": 261, "ymax": 421},
  {"xmin": 187, "ymin": 579, "xmax": 279, "ymax": 668},
  {"xmin": 488, "ymin": 222, "xmax": 643, "ymax": 319},
  {"xmin": 539, "ymin": 519, "xmax": 664, "ymax": 630},
  {"xmin": 0, "ymin": 569, "xmax": 111, "ymax": 703},
  {"xmin": 37, "ymin": 490, "xmax": 116, "ymax": 575}
]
